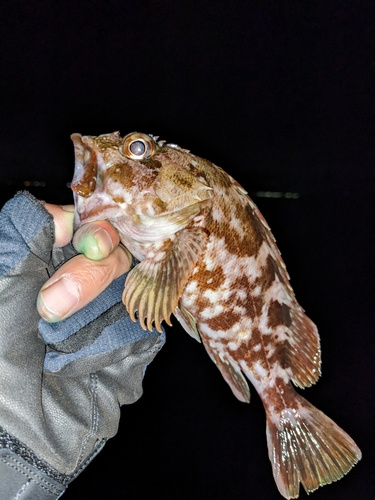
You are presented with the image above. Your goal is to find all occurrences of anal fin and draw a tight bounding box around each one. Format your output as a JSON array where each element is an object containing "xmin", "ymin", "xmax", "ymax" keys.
[
  {"xmin": 174, "ymin": 304, "xmax": 201, "ymax": 342},
  {"xmin": 202, "ymin": 338, "xmax": 250, "ymax": 403}
]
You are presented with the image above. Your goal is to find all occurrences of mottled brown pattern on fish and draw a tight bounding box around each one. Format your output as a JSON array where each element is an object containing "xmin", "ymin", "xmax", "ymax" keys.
[
  {"xmin": 243, "ymin": 294, "xmax": 265, "ymax": 324},
  {"xmin": 263, "ymin": 380, "xmax": 300, "ymax": 414},
  {"xmin": 271, "ymin": 340, "xmax": 293, "ymax": 370},
  {"xmin": 205, "ymin": 207, "xmax": 263, "ymax": 258},
  {"xmin": 206, "ymin": 310, "xmax": 243, "ymax": 331},
  {"xmin": 105, "ymin": 163, "xmax": 135, "ymax": 189},
  {"xmin": 94, "ymin": 133, "xmax": 122, "ymax": 151},
  {"xmin": 72, "ymin": 131, "xmax": 361, "ymax": 499},
  {"xmin": 268, "ymin": 301, "xmax": 292, "ymax": 329},
  {"xmin": 255, "ymin": 253, "xmax": 280, "ymax": 291},
  {"xmin": 228, "ymin": 328, "xmax": 269, "ymax": 364},
  {"xmin": 246, "ymin": 326, "xmax": 276, "ymax": 357},
  {"xmin": 140, "ymin": 158, "xmax": 162, "ymax": 171},
  {"xmin": 194, "ymin": 160, "xmax": 233, "ymax": 189},
  {"xmin": 193, "ymin": 262, "xmax": 226, "ymax": 291}
]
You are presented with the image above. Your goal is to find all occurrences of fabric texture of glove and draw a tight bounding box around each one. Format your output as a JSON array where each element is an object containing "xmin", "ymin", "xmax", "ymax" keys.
[{"xmin": 0, "ymin": 192, "xmax": 165, "ymax": 498}]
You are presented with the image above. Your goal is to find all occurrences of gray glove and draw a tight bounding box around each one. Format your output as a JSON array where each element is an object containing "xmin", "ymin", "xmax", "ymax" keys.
[{"xmin": 0, "ymin": 192, "xmax": 164, "ymax": 499}]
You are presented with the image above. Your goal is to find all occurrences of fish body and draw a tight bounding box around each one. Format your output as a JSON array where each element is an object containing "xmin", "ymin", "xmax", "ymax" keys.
[{"xmin": 71, "ymin": 131, "xmax": 361, "ymax": 499}]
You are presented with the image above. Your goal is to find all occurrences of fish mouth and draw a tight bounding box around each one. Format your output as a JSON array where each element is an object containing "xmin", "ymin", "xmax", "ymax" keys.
[
  {"xmin": 71, "ymin": 132, "xmax": 121, "ymax": 228},
  {"xmin": 74, "ymin": 191, "xmax": 120, "ymax": 229},
  {"xmin": 71, "ymin": 133, "xmax": 99, "ymax": 198},
  {"xmin": 70, "ymin": 133, "xmax": 88, "ymax": 186}
]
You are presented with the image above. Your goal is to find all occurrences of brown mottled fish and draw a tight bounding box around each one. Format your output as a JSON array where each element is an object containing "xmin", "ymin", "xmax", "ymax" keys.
[{"xmin": 71, "ymin": 131, "xmax": 361, "ymax": 499}]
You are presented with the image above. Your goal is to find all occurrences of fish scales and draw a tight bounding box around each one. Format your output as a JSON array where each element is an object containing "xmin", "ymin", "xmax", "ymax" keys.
[{"xmin": 71, "ymin": 131, "xmax": 361, "ymax": 499}]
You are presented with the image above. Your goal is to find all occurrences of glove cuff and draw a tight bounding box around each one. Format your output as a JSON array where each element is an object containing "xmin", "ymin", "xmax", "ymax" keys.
[
  {"xmin": 0, "ymin": 426, "xmax": 106, "ymax": 499},
  {"xmin": 0, "ymin": 448, "xmax": 66, "ymax": 499}
]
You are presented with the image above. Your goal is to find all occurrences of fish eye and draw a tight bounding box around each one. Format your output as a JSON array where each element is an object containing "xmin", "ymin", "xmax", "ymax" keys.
[
  {"xmin": 130, "ymin": 140, "xmax": 145, "ymax": 156},
  {"xmin": 121, "ymin": 132, "xmax": 156, "ymax": 160}
]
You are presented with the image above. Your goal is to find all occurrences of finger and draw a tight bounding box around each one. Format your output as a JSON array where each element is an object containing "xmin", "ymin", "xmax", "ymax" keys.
[
  {"xmin": 44, "ymin": 204, "xmax": 120, "ymax": 259},
  {"xmin": 37, "ymin": 246, "xmax": 132, "ymax": 322},
  {"xmin": 44, "ymin": 203, "xmax": 75, "ymax": 247},
  {"xmin": 73, "ymin": 221, "xmax": 120, "ymax": 260}
]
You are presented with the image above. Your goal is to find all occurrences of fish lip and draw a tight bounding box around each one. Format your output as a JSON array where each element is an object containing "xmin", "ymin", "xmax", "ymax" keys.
[
  {"xmin": 74, "ymin": 211, "xmax": 113, "ymax": 231},
  {"xmin": 74, "ymin": 195, "xmax": 121, "ymax": 228},
  {"xmin": 73, "ymin": 191, "xmax": 83, "ymax": 231},
  {"xmin": 78, "ymin": 212, "xmax": 111, "ymax": 225},
  {"xmin": 70, "ymin": 133, "xmax": 86, "ymax": 187}
]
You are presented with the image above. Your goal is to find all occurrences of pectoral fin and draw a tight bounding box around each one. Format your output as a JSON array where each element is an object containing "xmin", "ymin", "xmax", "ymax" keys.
[{"xmin": 123, "ymin": 227, "xmax": 208, "ymax": 332}]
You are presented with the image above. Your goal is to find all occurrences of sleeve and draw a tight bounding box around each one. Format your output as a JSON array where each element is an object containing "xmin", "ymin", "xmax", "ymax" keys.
[{"xmin": 0, "ymin": 192, "xmax": 164, "ymax": 499}]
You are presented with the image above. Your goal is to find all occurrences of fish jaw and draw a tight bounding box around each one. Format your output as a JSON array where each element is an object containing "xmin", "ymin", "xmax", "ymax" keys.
[
  {"xmin": 73, "ymin": 188, "xmax": 122, "ymax": 228},
  {"xmin": 70, "ymin": 133, "xmax": 87, "ymax": 189},
  {"xmin": 71, "ymin": 131, "xmax": 136, "ymax": 232},
  {"xmin": 71, "ymin": 133, "xmax": 103, "ymax": 198}
]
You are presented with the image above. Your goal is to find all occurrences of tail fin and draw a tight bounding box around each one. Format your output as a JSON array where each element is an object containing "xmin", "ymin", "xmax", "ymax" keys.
[{"xmin": 265, "ymin": 394, "xmax": 361, "ymax": 499}]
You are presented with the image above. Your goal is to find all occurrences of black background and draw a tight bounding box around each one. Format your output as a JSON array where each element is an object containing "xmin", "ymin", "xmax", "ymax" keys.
[{"xmin": 1, "ymin": 1, "xmax": 374, "ymax": 499}]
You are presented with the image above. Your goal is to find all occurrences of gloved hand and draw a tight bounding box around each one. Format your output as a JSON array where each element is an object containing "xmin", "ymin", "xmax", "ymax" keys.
[{"xmin": 0, "ymin": 192, "xmax": 164, "ymax": 499}]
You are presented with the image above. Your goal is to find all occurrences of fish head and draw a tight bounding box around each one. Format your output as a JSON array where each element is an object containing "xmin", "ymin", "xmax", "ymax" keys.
[
  {"xmin": 71, "ymin": 132, "xmax": 158, "ymax": 227},
  {"xmin": 71, "ymin": 132, "xmax": 213, "ymax": 248}
]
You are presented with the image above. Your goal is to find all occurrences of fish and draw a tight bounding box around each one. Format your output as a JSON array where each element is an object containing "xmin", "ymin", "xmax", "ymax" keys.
[{"xmin": 71, "ymin": 131, "xmax": 361, "ymax": 499}]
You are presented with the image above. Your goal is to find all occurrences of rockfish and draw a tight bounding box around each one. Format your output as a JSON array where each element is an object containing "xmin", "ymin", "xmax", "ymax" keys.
[{"xmin": 71, "ymin": 131, "xmax": 361, "ymax": 499}]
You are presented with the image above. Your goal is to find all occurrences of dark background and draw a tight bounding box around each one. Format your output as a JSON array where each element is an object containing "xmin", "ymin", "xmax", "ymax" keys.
[{"xmin": 1, "ymin": 1, "xmax": 374, "ymax": 499}]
